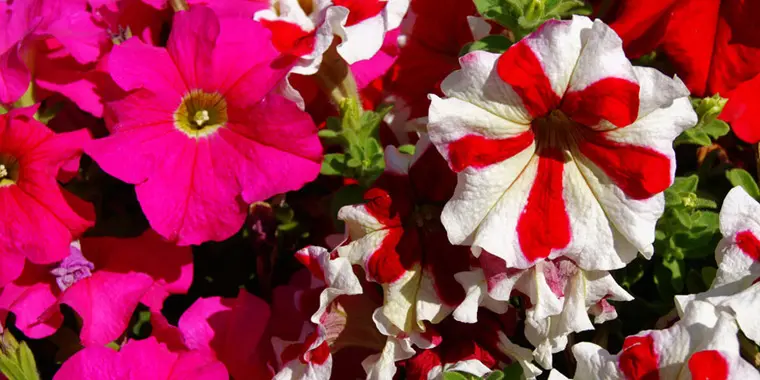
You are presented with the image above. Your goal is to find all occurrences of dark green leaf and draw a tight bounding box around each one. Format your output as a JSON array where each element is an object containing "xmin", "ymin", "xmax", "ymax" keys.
[
  {"xmin": 501, "ymin": 362, "xmax": 524, "ymax": 379},
  {"xmin": 701, "ymin": 266, "xmax": 717, "ymax": 287},
  {"xmin": 460, "ymin": 35, "xmax": 513, "ymax": 55}
]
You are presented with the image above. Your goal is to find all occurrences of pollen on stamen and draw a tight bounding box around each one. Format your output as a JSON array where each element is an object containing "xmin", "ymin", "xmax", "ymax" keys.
[
  {"xmin": 0, "ymin": 155, "xmax": 20, "ymax": 187},
  {"xmin": 174, "ymin": 89, "xmax": 228, "ymax": 138}
]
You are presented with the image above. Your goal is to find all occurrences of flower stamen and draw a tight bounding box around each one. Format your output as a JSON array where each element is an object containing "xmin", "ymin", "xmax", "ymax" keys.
[
  {"xmin": 0, "ymin": 155, "xmax": 20, "ymax": 187},
  {"xmin": 174, "ymin": 89, "xmax": 228, "ymax": 138}
]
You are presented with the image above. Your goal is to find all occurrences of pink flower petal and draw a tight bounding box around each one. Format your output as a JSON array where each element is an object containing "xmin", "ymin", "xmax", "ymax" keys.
[
  {"xmin": 167, "ymin": 6, "xmax": 219, "ymax": 91},
  {"xmin": 59, "ymin": 271, "xmax": 154, "ymax": 346},
  {"xmin": 221, "ymin": 94, "xmax": 322, "ymax": 204},
  {"xmin": 80, "ymin": 230, "xmax": 193, "ymax": 311},
  {"xmin": 134, "ymin": 134, "xmax": 247, "ymax": 245},
  {"xmin": 0, "ymin": 48, "xmax": 30, "ymax": 105},
  {"xmin": 54, "ymin": 345, "xmax": 123, "ymax": 380},
  {"xmin": 0, "ymin": 262, "xmax": 62, "ymax": 339},
  {"xmin": 108, "ymin": 38, "xmax": 187, "ymax": 96},
  {"xmin": 178, "ymin": 289, "xmax": 271, "ymax": 380}
]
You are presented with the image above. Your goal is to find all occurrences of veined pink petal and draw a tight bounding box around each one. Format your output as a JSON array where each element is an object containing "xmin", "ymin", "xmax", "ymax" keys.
[
  {"xmin": 108, "ymin": 38, "xmax": 187, "ymax": 96},
  {"xmin": 222, "ymin": 93, "xmax": 322, "ymax": 204},
  {"xmin": 135, "ymin": 134, "xmax": 247, "ymax": 245},
  {"xmin": 167, "ymin": 6, "xmax": 219, "ymax": 91}
]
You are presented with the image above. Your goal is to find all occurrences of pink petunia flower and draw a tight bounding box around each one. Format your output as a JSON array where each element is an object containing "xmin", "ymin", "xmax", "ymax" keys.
[
  {"xmin": 86, "ymin": 6, "xmax": 323, "ymax": 245},
  {"xmin": 427, "ymin": 16, "xmax": 697, "ymax": 271},
  {"xmin": 150, "ymin": 289, "xmax": 273, "ymax": 380},
  {"xmin": 0, "ymin": 0, "xmax": 108, "ymax": 113},
  {"xmin": 0, "ymin": 230, "xmax": 192, "ymax": 346},
  {"xmin": 554, "ymin": 301, "xmax": 760, "ymax": 380},
  {"xmin": 0, "ymin": 107, "xmax": 93, "ymax": 287},
  {"xmin": 54, "ymin": 336, "xmax": 229, "ymax": 380}
]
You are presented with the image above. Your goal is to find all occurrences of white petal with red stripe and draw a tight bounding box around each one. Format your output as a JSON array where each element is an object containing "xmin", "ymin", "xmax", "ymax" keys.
[{"xmin": 427, "ymin": 16, "xmax": 696, "ymax": 270}]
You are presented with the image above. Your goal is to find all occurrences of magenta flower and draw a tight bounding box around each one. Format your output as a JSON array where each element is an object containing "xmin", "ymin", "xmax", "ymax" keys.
[
  {"xmin": 0, "ymin": 107, "xmax": 93, "ymax": 287},
  {"xmin": 0, "ymin": 231, "xmax": 192, "ymax": 345},
  {"xmin": 0, "ymin": 0, "xmax": 108, "ymax": 112},
  {"xmin": 150, "ymin": 289, "xmax": 273, "ymax": 380},
  {"xmin": 54, "ymin": 336, "xmax": 228, "ymax": 380},
  {"xmin": 86, "ymin": 6, "xmax": 323, "ymax": 245}
]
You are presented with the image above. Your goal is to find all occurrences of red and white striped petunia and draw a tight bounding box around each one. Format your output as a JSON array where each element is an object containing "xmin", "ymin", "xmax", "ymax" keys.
[
  {"xmin": 675, "ymin": 186, "xmax": 760, "ymax": 347},
  {"xmin": 427, "ymin": 16, "xmax": 697, "ymax": 270},
  {"xmin": 255, "ymin": 0, "xmax": 409, "ymax": 75},
  {"xmin": 455, "ymin": 252, "xmax": 632, "ymax": 369},
  {"xmin": 554, "ymin": 301, "xmax": 760, "ymax": 380},
  {"xmin": 337, "ymin": 136, "xmax": 470, "ymax": 335}
]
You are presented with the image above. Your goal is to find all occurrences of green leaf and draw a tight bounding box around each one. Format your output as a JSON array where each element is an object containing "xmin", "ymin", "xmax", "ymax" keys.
[
  {"xmin": 321, "ymin": 154, "xmax": 347, "ymax": 176},
  {"xmin": 0, "ymin": 331, "xmax": 40, "ymax": 380},
  {"xmin": 701, "ymin": 266, "xmax": 717, "ymax": 287},
  {"xmin": 501, "ymin": 362, "xmax": 524, "ymax": 379},
  {"xmin": 131, "ymin": 310, "xmax": 152, "ymax": 337},
  {"xmin": 675, "ymin": 128, "xmax": 713, "ymax": 146},
  {"xmin": 726, "ymin": 169, "xmax": 760, "ymax": 199},
  {"xmin": 398, "ymin": 144, "xmax": 416, "ymax": 155},
  {"xmin": 460, "ymin": 35, "xmax": 513, "ymax": 55},
  {"xmin": 661, "ymin": 257, "xmax": 685, "ymax": 293},
  {"xmin": 317, "ymin": 129, "xmax": 340, "ymax": 139},
  {"xmin": 701, "ymin": 119, "xmax": 730, "ymax": 139},
  {"xmin": 686, "ymin": 268, "xmax": 707, "ymax": 294},
  {"xmin": 670, "ymin": 175, "xmax": 699, "ymax": 193},
  {"xmin": 484, "ymin": 370, "xmax": 505, "ymax": 380},
  {"xmin": 672, "ymin": 208, "xmax": 693, "ymax": 229},
  {"xmin": 442, "ymin": 371, "xmax": 472, "ymax": 380},
  {"xmin": 677, "ymin": 94, "xmax": 729, "ymax": 146}
]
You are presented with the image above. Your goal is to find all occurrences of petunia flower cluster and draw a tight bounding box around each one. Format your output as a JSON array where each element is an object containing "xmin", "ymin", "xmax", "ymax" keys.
[{"xmin": 1, "ymin": 0, "xmax": 760, "ymax": 379}]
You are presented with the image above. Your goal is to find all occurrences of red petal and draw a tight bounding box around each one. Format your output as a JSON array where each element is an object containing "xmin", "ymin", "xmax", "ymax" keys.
[
  {"xmin": 447, "ymin": 131, "xmax": 534, "ymax": 172},
  {"xmin": 560, "ymin": 78, "xmax": 640, "ymax": 128},
  {"xmin": 688, "ymin": 350, "xmax": 729, "ymax": 380},
  {"xmin": 497, "ymin": 42, "xmax": 561, "ymax": 118},
  {"xmin": 618, "ymin": 335, "xmax": 660, "ymax": 380},
  {"xmin": 516, "ymin": 148, "xmax": 571, "ymax": 263},
  {"xmin": 578, "ymin": 133, "xmax": 671, "ymax": 200}
]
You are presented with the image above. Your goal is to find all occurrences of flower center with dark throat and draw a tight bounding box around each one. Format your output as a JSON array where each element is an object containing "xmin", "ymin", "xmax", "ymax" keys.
[
  {"xmin": 0, "ymin": 154, "xmax": 20, "ymax": 187},
  {"xmin": 174, "ymin": 89, "xmax": 228, "ymax": 138},
  {"xmin": 531, "ymin": 109, "xmax": 583, "ymax": 153}
]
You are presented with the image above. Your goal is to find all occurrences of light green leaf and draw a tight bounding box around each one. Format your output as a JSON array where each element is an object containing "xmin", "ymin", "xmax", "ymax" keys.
[
  {"xmin": 320, "ymin": 154, "xmax": 346, "ymax": 176},
  {"xmin": 726, "ymin": 169, "xmax": 760, "ymax": 199}
]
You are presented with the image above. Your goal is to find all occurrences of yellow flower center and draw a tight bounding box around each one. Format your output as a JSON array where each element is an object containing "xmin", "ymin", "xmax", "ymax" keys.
[
  {"xmin": 174, "ymin": 89, "xmax": 228, "ymax": 138},
  {"xmin": 0, "ymin": 155, "xmax": 20, "ymax": 187}
]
